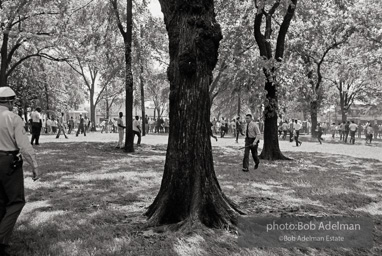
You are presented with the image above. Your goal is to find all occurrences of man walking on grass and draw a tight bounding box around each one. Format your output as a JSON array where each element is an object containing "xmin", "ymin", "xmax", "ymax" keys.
[
  {"xmin": 294, "ymin": 120, "xmax": 302, "ymax": 146},
  {"xmin": 56, "ymin": 112, "xmax": 68, "ymax": 139},
  {"xmin": 242, "ymin": 114, "xmax": 262, "ymax": 172},
  {"xmin": 76, "ymin": 114, "xmax": 86, "ymax": 137}
]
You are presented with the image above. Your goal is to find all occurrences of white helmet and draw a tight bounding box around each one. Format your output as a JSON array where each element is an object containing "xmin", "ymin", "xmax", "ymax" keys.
[{"xmin": 0, "ymin": 87, "xmax": 16, "ymax": 102}]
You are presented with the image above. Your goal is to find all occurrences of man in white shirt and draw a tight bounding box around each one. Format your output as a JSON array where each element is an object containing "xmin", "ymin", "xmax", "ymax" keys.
[
  {"xmin": 133, "ymin": 116, "xmax": 141, "ymax": 145},
  {"xmin": 242, "ymin": 114, "xmax": 263, "ymax": 172},
  {"xmin": 349, "ymin": 120, "xmax": 358, "ymax": 144},
  {"xmin": 294, "ymin": 120, "xmax": 302, "ymax": 146},
  {"xmin": 30, "ymin": 107, "xmax": 42, "ymax": 145},
  {"xmin": 116, "ymin": 112, "xmax": 126, "ymax": 148}
]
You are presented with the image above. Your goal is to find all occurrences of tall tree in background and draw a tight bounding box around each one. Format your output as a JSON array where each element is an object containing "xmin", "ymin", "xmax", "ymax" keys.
[
  {"xmin": 253, "ymin": 0, "xmax": 297, "ymax": 160},
  {"xmin": 110, "ymin": 0, "xmax": 134, "ymax": 152},
  {"xmin": 146, "ymin": 0, "xmax": 243, "ymax": 228},
  {"xmin": 0, "ymin": 0, "xmax": 67, "ymax": 87},
  {"xmin": 289, "ymin": 0, "xmax": 355, "ymax": 135}
]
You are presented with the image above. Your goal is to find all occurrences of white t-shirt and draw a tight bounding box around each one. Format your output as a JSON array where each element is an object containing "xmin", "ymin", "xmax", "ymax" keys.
[
  {"xmin": 294, "ymin": 122, "xmax": 302, "ymax": 131},
  {"xmin": 349, "ymin": 123, "xmax": 357, "ymax": 132},
  {"xmin": 133, "ymin": 120, "xmax": 140, "ymax": 132},
  {"xmin": 117, "ymin": 118, "xmax": 124, "ymax": 131},
  {"xmin": 31, "ymin": 111, "xmax": 41, "ymax": 123}
]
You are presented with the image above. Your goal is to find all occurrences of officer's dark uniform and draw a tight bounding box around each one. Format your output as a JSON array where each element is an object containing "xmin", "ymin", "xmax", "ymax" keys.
[{"xmin": 0, "ymin": 87, "xmax": 38, "ymax": 255}]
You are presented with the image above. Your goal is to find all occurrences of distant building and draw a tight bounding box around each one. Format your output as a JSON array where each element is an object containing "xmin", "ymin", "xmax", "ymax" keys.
[{"xmin": 332, "ymin": 103, "xmax": 382, "ymax": 124}]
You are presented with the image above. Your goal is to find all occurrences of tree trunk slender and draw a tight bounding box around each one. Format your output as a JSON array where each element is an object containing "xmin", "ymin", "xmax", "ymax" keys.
[
  {"xmin": 260, "ymin": 81, "xmax": 289, "ymax": 160},
  {"xmin": 254, "ymin": 1, "xmax": 297, "ymax": 160},
  {"xmin": 310, "ymin": 100, "xmax": 318, "ymax": 136},
  {"xmin": 146, "ymin": 0, "xmax": 243, "ymax": 229},
  {"xmin": 123, "ymin": 0, "xmax": 134, "ymax": 152}
]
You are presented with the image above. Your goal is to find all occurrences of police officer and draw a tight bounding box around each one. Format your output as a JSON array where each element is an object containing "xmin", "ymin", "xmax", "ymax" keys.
[{"xmin": 0, "ymin": 87, "xmax": 39, "ymax": 255}]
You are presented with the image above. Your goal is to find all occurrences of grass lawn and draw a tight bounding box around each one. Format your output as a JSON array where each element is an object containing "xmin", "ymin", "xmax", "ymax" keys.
[{"xmin": 9, "ymin": 140, "xmax": 382, "ymax": 256}]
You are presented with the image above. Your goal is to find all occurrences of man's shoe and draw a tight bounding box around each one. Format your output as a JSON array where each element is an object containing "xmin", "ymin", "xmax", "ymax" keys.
[
  {"xmin": 115, "ymin": 146, "xmax": 120, "ymax": 149},
  {"xmin": 299, "ymin": 141, "xmax": 302, "ymax": 146},
  {"xmin": 242, "ymin": 168, "xmax": 249, "ymax": 172},
  {"xmin": 254, "ymin": 163, "xmax": 259, "ymax": 169},
  {"xmin": 65, "ymin": 136, "xmax": 68, "ymax": 139}
]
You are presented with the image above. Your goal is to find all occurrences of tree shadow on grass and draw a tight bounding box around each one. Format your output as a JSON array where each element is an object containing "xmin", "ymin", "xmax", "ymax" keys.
[
  {"xmin": 10, "ymin": 142, "xmax": 382, "ymax": 255},
  {"xmin": 12, "ymin": 142, "xmax": 177, "ymax": 256},
  {"xmin": 213, "ymin": 147, "xmax": 382, "ymax": 255}
]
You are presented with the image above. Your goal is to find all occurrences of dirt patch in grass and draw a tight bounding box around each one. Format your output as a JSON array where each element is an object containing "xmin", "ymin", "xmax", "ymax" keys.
[{"xmin": 9, "ymin": 142, "xmax": 382, "ymax": 255}]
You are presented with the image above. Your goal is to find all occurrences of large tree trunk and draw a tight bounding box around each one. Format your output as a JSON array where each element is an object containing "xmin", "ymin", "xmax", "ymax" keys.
[
  {"xmin": 146, "ymin": 0, "xmax": 242, "ymax": 229},
  {"xmin": 310, "ymin": 100, "xmax": 318, "ymax": 137},
  {"xmin": 123, "ymin": 0, "xmax": 134, "ymax": 152},
  {"xmin": 260, "ymin": 81, "xmax": 290, "ymax": 160}
]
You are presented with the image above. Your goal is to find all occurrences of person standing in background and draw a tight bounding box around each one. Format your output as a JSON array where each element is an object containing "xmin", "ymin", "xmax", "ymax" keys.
[
  {"xmin": 68, "ymin": 117, "xmax": 74, "ymax": 134},
  {"xmin": 294, "ymin": 120, "xmax": 302, "ymax": 146},
  {"xmin": 349, "ymin": 120, "xmax": 357, "ymax": 144},
  {"xmin": 116, "ymin": 112, "xmax": 126, "ymax": 149},
  {"xmin": 56, "ymin": 113, "xmax": 68, "ymax": 139},
  {"xmin": 242, "ymin": 114, "xmax": 262, "ymax": 172},
  {"xmin": 30, "ymin": 107, "xmax": 42, "ymax": 145},
  {"xmin": 144, "ymin": 115, "xmax": 149, "ymax": 135},
  {"xmin": 366, "ymin": 123, "xmax": 373, "ymax": 144},
  {"xmin": 76, "ymin": 114, "xmax": 86, "ymax": 137},
  {"xmin": 133, "ymin": 116, "xmax": 141, "ymax": 145}
]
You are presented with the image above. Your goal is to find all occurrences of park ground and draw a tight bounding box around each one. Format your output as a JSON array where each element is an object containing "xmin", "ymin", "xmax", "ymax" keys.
[{"xmin": 9, "ymin": 132, "xmax": 382, "ymax": 256}]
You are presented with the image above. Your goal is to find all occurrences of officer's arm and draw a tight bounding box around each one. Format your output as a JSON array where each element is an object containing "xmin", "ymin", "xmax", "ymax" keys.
[{"xmin": 14, "ymin": 116, "xmax": 38, "ymax": 169}]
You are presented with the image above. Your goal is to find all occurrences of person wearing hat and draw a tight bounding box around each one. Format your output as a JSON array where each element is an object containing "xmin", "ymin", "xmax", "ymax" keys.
[
  {"xmin": 0, "ymin": 87, "xmax": 40, "ymax": 255},
  {"xmin": 30, "ymin": 107, "xmax": 42, "ymax": 145}
]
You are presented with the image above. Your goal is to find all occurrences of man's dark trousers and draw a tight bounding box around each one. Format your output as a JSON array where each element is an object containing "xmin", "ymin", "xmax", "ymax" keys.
[
  {"xmin": 0, "ymin": 154, "xmax": 25, "ymax": 245},
  {"xmin": 344, "ymin": 131, "xmax": 349, "ymax": 142},
  {"xmin": 350, "ymin": 131, "xmax": 356, "ymax": 144},
  {"xmin": 31, "ymin": 122, "xmax": 41, "ymax": 145},
  {"xmin": 295, "ymin": 130, "xmax": 301, "ymax": 146},
  {"xmin": 243, "ymin": 138, "xmax": 259, "ymax": 170},
  {"xmin": 76, "ymin": 125, "xmax": 86, "ymax": 136}
]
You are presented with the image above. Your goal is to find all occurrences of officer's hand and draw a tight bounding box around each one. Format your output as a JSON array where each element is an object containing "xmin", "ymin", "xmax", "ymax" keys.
[{"xmin": 32, "ymin": 167, "xmax": 40, "ymax": 181}]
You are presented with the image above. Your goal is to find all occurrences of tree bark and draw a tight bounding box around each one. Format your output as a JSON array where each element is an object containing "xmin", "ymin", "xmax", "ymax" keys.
[
  {"xmin": 259, "ymin": 81, "xmax": 289, "ymax": 160},
  {"xmin": 237, "ymin": 89, "xmax": 241, "ymax": 117},
  {"xmin": 0, "ymin": 33, "xmax": 9, "ymax": 87},
  {"xmin": 254, "ymin": 1, "xmax": 297, "ymax": 160},
  {"xmin": 310, "ymin": 100, "xmax": 318, "ymax": 136},
  {"xmin": 140, "ymin": 63, "xmax": 146, "ymax": 136},
  {"xmin": 89, "ymin": 91, "xmax": 96, "ymax": 131},
  {"xmin": 146, "ymin": 0, "xmax": 243, "ymax": 229}
]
